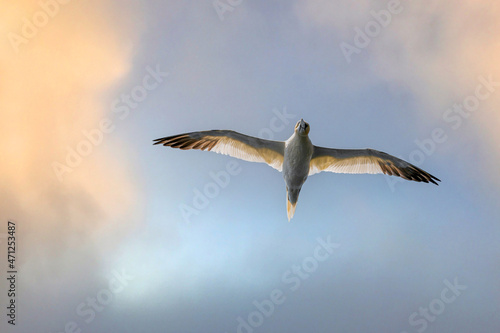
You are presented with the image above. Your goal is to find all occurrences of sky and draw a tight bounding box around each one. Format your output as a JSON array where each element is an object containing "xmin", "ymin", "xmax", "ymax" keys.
[{"xmin": 0, "ymin": 0, "xmax": 499, "ymax": 332}]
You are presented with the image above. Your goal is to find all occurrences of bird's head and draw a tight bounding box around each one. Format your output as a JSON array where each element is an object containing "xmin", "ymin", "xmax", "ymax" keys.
[{"xmin": 295, "ymin": 119, "xmax": 310, "ymax": 136}]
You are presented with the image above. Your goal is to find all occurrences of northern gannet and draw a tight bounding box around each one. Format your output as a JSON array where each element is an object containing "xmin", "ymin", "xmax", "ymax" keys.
[{"xmin": 154, "ymin": 119, "xmax": 440, "ymax": 220}]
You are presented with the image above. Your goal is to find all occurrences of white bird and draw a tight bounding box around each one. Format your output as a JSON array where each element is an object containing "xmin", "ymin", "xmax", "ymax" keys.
[{"xmin": 154, "ymin": 119, "xmax": 440, "ymax": 220}]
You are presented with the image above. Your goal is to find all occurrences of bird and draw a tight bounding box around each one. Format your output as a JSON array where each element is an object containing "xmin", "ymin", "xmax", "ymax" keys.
[{"xmin": 153, "ymin": 119, "xmax": 440, "ymax": 221}]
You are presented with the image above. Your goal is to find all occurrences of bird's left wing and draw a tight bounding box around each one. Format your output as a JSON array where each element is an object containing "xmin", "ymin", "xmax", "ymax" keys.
[
  {"xmin": 153, "ymin": 130, "xmax": 285, "ymax": 171},
  {"xmin": 309, "ymin": 146, "xmax": 440, "ymax": 184}
]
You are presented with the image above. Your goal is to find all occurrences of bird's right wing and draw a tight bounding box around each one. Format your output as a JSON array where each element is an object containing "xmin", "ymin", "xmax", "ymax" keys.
[
  {"xmin": 153, "ymin": 130, "xmax": 285, "ymax": 171},
  {"xmin": 309, "ymin": 146, "xmax": 440, "ymax": 184}
]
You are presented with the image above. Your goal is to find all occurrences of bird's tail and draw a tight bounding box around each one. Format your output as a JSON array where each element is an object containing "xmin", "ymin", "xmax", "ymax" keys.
[
  {"xmin": 286, "ymin": 187, "xmax": 300, "ymax": 221},
  {"xmin": 287, "ymin": 198, "xmax": 297, "ymax": 221}
]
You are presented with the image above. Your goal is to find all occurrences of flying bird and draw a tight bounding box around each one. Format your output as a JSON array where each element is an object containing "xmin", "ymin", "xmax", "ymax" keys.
[{"xmin": 154, "ymin": 119, "xmax": 440, "ymax": 220}]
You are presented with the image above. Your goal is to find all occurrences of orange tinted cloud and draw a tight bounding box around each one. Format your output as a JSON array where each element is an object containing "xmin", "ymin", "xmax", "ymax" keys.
[{"xmin": 0, "ymin": 0, "xmax": 143, "ymax": 283}]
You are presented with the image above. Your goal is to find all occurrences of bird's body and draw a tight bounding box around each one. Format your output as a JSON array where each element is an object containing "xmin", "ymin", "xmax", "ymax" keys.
[
  {"xmin": 154, "ymin": 119, "xmax": 440, "ymax": 220},
  {"xmin": 282, "ymin": 122, "xmax": 314, "ymax": 219}
]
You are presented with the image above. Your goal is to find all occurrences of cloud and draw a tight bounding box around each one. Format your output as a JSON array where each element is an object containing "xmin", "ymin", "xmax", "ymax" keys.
[
  {"xmin": 0, "ymin": 0, "xmax": 143, "ymax": 300},
  {"xmin": 295, "ymin": 0, "xmax": 500, "ymax": 184},
  {"xmin": 295, "ymin": 0, "xmax": 373, "ymax": 36}
]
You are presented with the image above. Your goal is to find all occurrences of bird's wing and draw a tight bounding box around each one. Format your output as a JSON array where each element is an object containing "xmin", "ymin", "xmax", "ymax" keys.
[
  {"xmin": 153, "ymin": 130, "xmax": 285, "ymax": 171},
  {"xmin": 309, "ymin": 146, "xmax": 440, "ymax": 184}
]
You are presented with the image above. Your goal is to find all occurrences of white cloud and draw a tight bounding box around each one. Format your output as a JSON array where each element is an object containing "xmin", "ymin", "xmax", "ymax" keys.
[{"xmin": 295, "ymin": 0, "xmax": 500, "ymax": 184}]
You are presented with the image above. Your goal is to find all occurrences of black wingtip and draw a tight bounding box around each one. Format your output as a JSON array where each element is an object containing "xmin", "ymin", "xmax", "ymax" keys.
[
  {"xmin": 429, "ymin": 175, "xmax": 441, "ymax": 186},
  {"xmin": 152, "ymin": 137, "xmax": 168, "ymax": 145}
]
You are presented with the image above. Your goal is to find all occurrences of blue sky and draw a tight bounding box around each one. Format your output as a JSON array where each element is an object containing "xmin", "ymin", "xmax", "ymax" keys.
[{"xmin": 1, "ymin": 1, "xmax": 499, "ymax": 332}]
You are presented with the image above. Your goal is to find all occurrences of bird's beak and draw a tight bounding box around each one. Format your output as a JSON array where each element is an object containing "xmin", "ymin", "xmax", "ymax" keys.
[{"xmin": 299, "ymin": 119, "xmax": 305, "ymax": 130}]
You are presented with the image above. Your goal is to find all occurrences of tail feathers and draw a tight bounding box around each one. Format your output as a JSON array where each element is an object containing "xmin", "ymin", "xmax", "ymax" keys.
[
  {"xmin": 286, "ymin": 187, "xmax": 299, "ymax": 221},
  {"xmin": 287, "ymin": 199, "xmax": 297, "ymax": 221}
]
